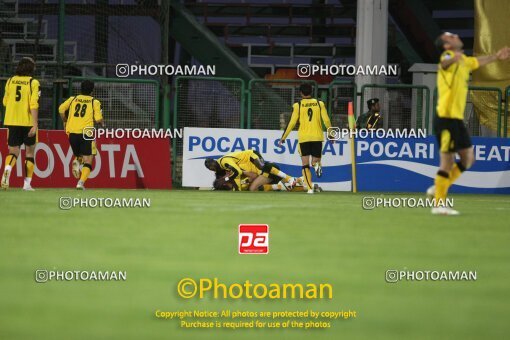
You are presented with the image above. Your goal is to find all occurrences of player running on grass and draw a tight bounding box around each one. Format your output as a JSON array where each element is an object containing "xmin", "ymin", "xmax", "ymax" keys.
[
  {"xmin": 59, "ymin": 80, "xmax": 104, "ymax": 190},
  {"xmin": 428, "ymin": 32, "xmax": 510, "ymax": 215},
  {"xmin": 1, "ymin": 57, "xmax": 40, "ymax": 191},
  {"xmin": 279, "ymin": 83, "xmax": 332, "ymax": 194},
  {"xmin": 204, "ymin": 149, "xmax": 296, "ymax": 191}
]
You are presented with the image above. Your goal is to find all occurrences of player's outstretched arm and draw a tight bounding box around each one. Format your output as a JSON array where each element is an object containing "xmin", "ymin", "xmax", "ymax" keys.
[
  {"xmin": 279, "ymin": 104, "xmax": 299, "ymax": 146},
  {"xmin": 477, "ymin": 47, "xmax": 510, "ymax": 67},
  {"xmin": 496, "ymin": 47, "xmax": 510, "ymax": 61}
]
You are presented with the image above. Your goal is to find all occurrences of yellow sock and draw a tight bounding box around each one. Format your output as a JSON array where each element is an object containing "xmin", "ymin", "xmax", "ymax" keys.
[
  {"xmin": 449, "ymin": 162, "xmax": 465, "ymax": 185},
  {"xmin": 25, "ymin": 157, "xmax": 35, "ymax": 178},
  {"xmin": 302, "ymin": 166, "xmax": 312, "ymax": 190},
  {"xmin": 434, "ymin": 171, "xmax": 450, "ymax": 206},
  {"xmin": 5, "ymin": 154, "xmax": 17, "ymax": 169},
  {"xmin": 262, "ymin": 184, "xmax": 273, "ymax": 191},
  {"xmin": 80, "ymin": 164, "xmax": 92, "ymax": 183}
]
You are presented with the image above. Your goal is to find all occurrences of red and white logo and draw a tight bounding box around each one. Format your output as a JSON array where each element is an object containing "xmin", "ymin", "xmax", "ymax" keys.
[{"xmin": 238, "ymin": 224, "xmax": 269, "ymax": 254}]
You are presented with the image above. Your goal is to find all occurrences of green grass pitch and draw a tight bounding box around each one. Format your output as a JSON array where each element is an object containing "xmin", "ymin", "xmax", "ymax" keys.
[{"xmin": 0, "ymin": 189, "xmax": 509, "ymax": 339}]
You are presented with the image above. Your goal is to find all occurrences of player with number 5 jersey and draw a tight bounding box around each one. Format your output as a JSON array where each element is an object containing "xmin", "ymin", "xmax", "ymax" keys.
[
  {"xmin": 59, "ymin": 80, "xmax": 104, "ymax": 190},
  {"xmin": 279, "ymin": 83, "xmax": 332, "ymax": 194},
  {"xmin": 1, "ymin": 57, "xmax": 40, "ymax": 191}
]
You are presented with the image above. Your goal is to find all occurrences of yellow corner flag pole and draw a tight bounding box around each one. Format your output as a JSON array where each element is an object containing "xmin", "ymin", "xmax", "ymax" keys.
[{"xmin": 347, "ymin": 102, "xmax": 357, "ymax": 193}]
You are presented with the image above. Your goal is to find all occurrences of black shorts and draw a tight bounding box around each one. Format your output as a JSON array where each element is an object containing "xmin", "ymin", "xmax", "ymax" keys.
[
  {"xmin": 69, "ymin": 133, "xmax": 97, "ymax": 156},
  {"xmin": 6, "ymin": 126, "xmax": 37, "ymax": 147},
  {"xmin": 266, "ymin": 162, "xmax": 281, "ymax": 184},
  {"xmin": 299, "ymin": 141, "xmax": 322, "ymax": 157},
  {"xmin": 434, "ymin": 117, "xmax": 472, "ymax": 153},
  {"xmin": 250, "ymin": 150, "xmax": 264, "ymax": 164}
]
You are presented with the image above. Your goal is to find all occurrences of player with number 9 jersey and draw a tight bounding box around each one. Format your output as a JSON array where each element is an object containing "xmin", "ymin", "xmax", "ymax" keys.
[
  {"xmin": 279, "ymin": 83, "xmax": 331, "ymax": 194},
  {"xmin": 281, "ymin": 96, "xmax": 331, "ymax": 144}
]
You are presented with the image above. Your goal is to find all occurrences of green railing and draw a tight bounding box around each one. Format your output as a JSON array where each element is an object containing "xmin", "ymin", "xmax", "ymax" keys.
[
  {"xmin": 360, "ymin": 84, "xmax": 430, "ymax": 131},
  {"xmin": 247, "ymin": 79, "xmax": 318, "ymax": 129},
  {"xmin": 173, "ymin": 76, "xmax": 245, "ymax": 182},
  {"xmin": 68, "ymin": 77, "xmax": 160, "ymax": 129},
  {"xmin": 433, "ymin": 86, "xmax": 504, "ymax": 137},
  {"xmin": 328, "ymin": 80, "xmax": 357, "ymax": 128}
]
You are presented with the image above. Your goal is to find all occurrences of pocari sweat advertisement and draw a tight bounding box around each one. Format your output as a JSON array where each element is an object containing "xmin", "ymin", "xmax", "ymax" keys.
[
  {"xmin": 356, "ymin": 137, "xmax": 510, "ymax": 194},
  {"xmin": 182, "ymin": 127, "xmax": 352, "ymax": 191},
  {"xmin": 183, "ymin": 127, "xmax": 510, "ymax": 194}
]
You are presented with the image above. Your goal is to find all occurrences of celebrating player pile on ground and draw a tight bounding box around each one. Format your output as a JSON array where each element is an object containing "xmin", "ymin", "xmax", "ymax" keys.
[
  {"xmin": 429, "ymin": 32, "xmax": 510, "ymax": 215},
  {"xmin": 204, "ymin": 149, "xmax": 297, "ymax": 191}
]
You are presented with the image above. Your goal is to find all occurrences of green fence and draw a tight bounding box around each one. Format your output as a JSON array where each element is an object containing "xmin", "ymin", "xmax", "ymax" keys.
[
  {"xmin": 68, "ymin": 77, "xmax": 160, "ymax": 130},
  {"xmin": 173, "ymin": 76, "xmax": 245, "ymax": 182},
  {"xmin": 433, "ymin": 86, "xmax": 504, "ymax": 137},
  {"xmin": 360, "ymin": 84, "xmax": 430, "ymax": 131},
  {"xmin": 328, "ymin": 81, "xmax": 357, "ymax": 129},
  {"xmin": 247, "ymin": 79, "xmax": 317, "ymax": 130}
]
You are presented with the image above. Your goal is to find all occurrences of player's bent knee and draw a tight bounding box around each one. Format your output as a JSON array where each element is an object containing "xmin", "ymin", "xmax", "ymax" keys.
[{"xmin": 261, "ymin": 163, "xmax": 272, "ymax": 173}]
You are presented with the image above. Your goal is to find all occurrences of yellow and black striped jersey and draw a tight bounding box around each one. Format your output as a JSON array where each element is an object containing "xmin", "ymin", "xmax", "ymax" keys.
[
  {"xmin": 59, "ymin": 95, "xmax": 103, "ymax": 134},
  {"xmin": 281, "ymin": 98, "xmax": 331, "ymax": 142},
  {"xmin": 2, "ymin": 76, "xmax": 40, "ymax": 126}
]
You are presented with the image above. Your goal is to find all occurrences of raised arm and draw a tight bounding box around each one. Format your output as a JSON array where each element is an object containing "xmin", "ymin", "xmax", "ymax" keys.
[{"xmin": 477, "ymin": 47, "xmax": 510, "ymax": 67}]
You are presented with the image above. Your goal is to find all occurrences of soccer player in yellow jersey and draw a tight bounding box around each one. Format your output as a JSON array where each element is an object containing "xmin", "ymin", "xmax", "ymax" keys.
[
  {"xmin": 204, "ymin": 149, "xmax": 296, "ymax": 191},
  {"xmin": 58, "ymin": 80, "xmax": 104, "ymax": 190},
  {"xmin": 279, "ymin": 83, "xmax": 332, "ymax": 194},
  {"xmin": 1, "ymin": 57, "xmax": 40, "ymax": 191},
  {"xmin": 429, "ymin": 32, "xmax": 510, "ymax": 215}
]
